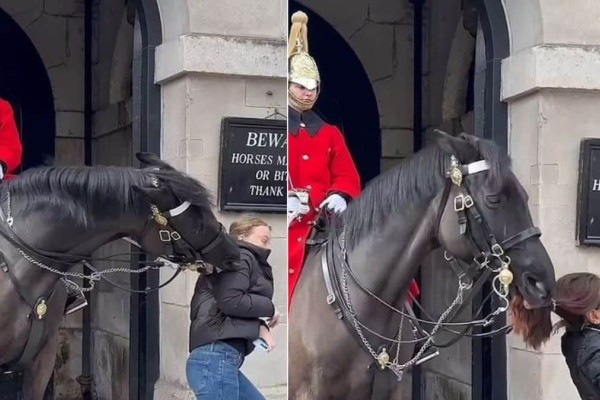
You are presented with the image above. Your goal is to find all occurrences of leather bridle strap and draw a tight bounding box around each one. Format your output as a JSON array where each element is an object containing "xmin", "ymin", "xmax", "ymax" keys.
[
  {"xmin": 199, "ymin": 224, "xmax": 227, "ymax": 256},
  {"xmin": 434, "ymin": 180, "xmax": 452, "ymax": 235},
  {"xmin": 502, "ymin": 226, "xmax": 541, "ymax": 250}
]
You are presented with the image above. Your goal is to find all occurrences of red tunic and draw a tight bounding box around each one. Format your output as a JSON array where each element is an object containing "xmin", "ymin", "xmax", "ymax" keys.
[
  {"xmin": 0, "ymin": 99, "xmax": 23, "ymax": 180},
  {"xmin": 288, "ymin": 109, "xmax": 361, "ymax": 305},
  {"xmin": 288, "ymin": 108, "xmax": 420, "ymax": 307}
]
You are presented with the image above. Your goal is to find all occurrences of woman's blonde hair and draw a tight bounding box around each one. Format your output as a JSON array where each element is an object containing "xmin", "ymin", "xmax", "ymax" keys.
[{"xmin": 229, "ymin": 216, "xmax": 271, "ymax": 239}]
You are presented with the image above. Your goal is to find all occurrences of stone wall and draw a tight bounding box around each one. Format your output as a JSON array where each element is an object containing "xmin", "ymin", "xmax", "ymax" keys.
[
  {"xmin": 502, "ymin": 42, "xmax": 600, "ymax": 400},
  {"xmin": 501, "ymin": 1, "xmax": 600, "ymax": 399}
]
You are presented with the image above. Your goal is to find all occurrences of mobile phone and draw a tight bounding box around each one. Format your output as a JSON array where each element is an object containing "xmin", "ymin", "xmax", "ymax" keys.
[{"xmin": 253, "ymin": 338, "xmax": 270, "ymax": 351}]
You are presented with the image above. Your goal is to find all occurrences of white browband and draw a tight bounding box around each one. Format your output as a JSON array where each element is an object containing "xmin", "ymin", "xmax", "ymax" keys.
[
  {"xmin": 466, "ymin": 160, "xmax": 490, "ymax": 175},
  {"xmin": 169, "ymin": 201, "xmax": 192, "ymax": 217}
]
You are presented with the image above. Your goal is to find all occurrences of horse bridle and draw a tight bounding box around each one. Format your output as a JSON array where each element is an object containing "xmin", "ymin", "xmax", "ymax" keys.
[
  {"xmin": 136, "ymin": 198, "xmax": 228, "ymax": 270},
  {"xmin": 436, "ymin": 155, "xmax": 541, "ymax": 290},
  {"xmin": 330, "ymin": 154, "xmax": 544, "ymax": 378}
]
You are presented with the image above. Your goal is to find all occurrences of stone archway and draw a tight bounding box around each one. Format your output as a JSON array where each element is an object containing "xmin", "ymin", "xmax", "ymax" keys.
[
  {"xmin": 289, "ymin": 1, "xmax": 381, "ymax": 184},
  {"xmin": 0, "ymin": 6, "xmax": 55, "ymax": 171}
]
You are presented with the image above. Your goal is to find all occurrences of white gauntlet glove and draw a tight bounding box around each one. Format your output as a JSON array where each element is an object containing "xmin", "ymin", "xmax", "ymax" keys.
[
  {"xmin": 319, "ymin": 194, "xmax": 347, "ymax": 213},
  {"xmin": 287, "ymin": 195, "xmax": 301, "ymax": 226}
]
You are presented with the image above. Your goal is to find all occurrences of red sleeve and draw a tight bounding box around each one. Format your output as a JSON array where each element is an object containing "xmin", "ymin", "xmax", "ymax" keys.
[
  {"xmin": 328, "ymin": 126, "xmax": 361, "ymax": 199},
  {"xmin": 0, "ymin": 100, "xmax": 23, "ymax": 174}
]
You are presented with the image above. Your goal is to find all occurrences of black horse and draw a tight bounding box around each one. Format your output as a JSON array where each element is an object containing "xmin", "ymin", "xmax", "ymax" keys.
[
  {"xmin": 0, "ymin": 153, "xmax": 240, "ymax": 400},
  {"xmin": 289, "ymin": 131, "xmax": 557, "ymax": 399}
]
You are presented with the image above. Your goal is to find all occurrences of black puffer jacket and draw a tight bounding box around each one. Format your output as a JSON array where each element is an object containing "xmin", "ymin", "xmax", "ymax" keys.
[
  {"xmin": 189, "ymin": 240, "xmax": 275, "ymax": 356},
  {"xmin": 562, "ymin": 325, "xmax": 600, "ymax": 399}
]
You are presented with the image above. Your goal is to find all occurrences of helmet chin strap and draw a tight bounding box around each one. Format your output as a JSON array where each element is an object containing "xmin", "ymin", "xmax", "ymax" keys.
[{"xmin": 288, "ymin": 88, "xmax": 319, "ymax": 111}]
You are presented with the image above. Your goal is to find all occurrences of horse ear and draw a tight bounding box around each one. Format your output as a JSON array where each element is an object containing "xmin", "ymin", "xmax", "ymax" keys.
[
  {"xmin": 431, "ymin": 129, "xmax": 477, "ymax": 162},
  {"xmin": 136, "ymin": 152, "xmax": 158, "ymax": 164},
  {"xmin": 135, "ymin": 152, "xmax": 176, "ymax": 170},
  {"xmin": 459, "ymin": 132, "xmax": 480, "ymax": 145}
]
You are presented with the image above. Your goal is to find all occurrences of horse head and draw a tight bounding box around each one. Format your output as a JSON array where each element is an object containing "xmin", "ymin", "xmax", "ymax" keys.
[
  {"xmin": 131, "ymin": 152, "xmax": 240, "ymax": 271},
  {"xmin": 432, "ymin": 131, "xmax": 556, "ymax": 348}
]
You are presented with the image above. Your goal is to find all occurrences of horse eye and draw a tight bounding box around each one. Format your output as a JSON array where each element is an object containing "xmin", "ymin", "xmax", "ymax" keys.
[{"xmin": 486, "ymin": 195, "xmax": 501, "ymax": 204}]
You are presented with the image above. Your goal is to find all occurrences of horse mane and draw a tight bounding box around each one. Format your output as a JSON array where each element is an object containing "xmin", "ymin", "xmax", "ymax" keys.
[
  {"xmin": 337, "ymin": 135, "xmax": 512, "ymax": 249},
  {"xmin": 5, "ymin": 165, "xmax": 213, "ymax": 227}
]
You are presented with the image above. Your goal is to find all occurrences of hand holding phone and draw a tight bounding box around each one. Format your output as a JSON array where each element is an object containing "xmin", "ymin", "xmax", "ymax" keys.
[
  {"xmin": 253, "ymin": 338, "xmax": 270, "ymax": 351},
  {"xmin": 255, "ymin": 325, "xmax": 275, "ymax": 352}
]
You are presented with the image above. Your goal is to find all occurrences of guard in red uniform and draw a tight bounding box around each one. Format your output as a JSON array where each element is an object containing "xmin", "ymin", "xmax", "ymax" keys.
[
  {"xmin": 287, "ymin": 12, "xmax": 420, "ymax": 307},
  {"xmin": 0, "ymin": 98, "xmax": 23, "ymax": 180},
  {"xmin": 287, "ymin": 12, "xmax": 361, "ymax": 306}
]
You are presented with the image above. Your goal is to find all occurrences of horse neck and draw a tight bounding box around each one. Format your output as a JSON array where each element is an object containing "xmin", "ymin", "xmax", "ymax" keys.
[
  {"xmin": 9, "ymin": 206, "xmax": 145, "ymax": 265},
  {"xmin": 0, "ymin": 210, "xmax": 141, "ymax": 308},
  {"xmin": 344, "ymin": 201, "xmax": 438, "ymax": 305}
]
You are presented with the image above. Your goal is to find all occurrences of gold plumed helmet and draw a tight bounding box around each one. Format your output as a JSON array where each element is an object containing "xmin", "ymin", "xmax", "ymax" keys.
[{"xmin": 288, "ymin": 11, "xmax": 320, "ymax": 91}]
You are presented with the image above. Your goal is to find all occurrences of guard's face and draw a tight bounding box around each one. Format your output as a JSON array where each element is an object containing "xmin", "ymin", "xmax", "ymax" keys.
[{"xmin": 289, "ymin": 83, "xmax": 317, "ymax": 102}]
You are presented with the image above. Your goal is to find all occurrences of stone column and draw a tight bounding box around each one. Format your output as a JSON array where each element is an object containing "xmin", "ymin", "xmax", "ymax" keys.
[
  {"xmin": 153, "ymin": 1, "xmax": 287, "ymax": 398},
  {"xmin": 502, "ymin": 2, "xmax": 600, "ymax": 398}
]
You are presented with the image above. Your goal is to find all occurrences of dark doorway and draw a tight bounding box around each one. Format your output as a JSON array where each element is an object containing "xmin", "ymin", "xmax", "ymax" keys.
[
  {"xmin": 289, "ymin": 1, "xmax": 381, "ymax": 186},
  {"xmin": 0, "ymin": 8, "xmax": 55, "ymax": 172}
]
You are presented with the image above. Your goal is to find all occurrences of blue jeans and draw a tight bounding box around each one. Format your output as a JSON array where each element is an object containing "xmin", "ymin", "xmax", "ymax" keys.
[{"xmin": 186, "ymin": 341, "xmax": 266, "ymax": 400}]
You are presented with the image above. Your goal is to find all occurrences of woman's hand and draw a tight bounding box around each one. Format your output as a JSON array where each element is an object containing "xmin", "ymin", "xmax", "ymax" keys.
[
  {"xmin": 259, "ymin": 325, "xmax": 276, "ymax": 351},
  {"xmin": 268, "ymin": 308, "xmax": 281, "ymax": 329}
]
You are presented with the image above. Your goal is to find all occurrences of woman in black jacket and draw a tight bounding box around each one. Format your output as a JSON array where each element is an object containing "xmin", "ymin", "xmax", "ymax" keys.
[
  {"xmin": 554, "ymin": 272, "xmax": 600, "ymax": 399},
  {"xmin": 186, "ymin": 216, "xmax": 280, "ymax": 400}
]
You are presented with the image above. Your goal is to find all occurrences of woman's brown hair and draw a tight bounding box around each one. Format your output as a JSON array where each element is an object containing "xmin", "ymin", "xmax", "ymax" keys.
[
  {"xmin": 229, "ymin": 216, "xmax": 271, "ymax": 239},
  {"xmin": 553, "ymin": 272, "xmax": 600, "ymax": 332}
]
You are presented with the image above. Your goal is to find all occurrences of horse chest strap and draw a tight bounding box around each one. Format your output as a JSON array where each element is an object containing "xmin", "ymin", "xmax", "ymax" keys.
[
  {"xmin": 12, "ymin": 285, "xmax": 65, "ymax": 370},
  {"xmin": 370, "ymin": 361, "xmax": 394, "ymax": 400},
  {"xmin": 321, "ymin": 245, "xmax": 343, "ymax": 319},
  {"xmin": 1, "ymin": 260, "xmax": 38, "ymax": 308}
]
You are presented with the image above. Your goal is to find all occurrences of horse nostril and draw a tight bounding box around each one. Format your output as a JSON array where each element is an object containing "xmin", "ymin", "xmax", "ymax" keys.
[
  {"xmin": 525, "ymin": 274, "xmax": 548, "ymax": 296},
  {"xmin": 535, "ymin": 281, "xmax": 545, "ymax": 293}
]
